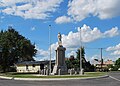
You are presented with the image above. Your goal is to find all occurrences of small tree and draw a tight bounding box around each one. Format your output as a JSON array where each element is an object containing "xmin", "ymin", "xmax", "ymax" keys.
[{"xmin": 65, "ymin": 55, "xmax": 76, "ymax": 69}]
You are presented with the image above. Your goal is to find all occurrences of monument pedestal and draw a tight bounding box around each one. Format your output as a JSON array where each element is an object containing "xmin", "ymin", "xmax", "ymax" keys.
[{"xmin": 52, "ymin": 45, "xmax": 67, "ymax": 75}]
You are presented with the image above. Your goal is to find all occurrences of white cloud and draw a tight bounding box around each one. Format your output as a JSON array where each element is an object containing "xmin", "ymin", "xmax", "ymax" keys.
[
  {"xmin": 106, "ymin": 43, "xmax": 120, "ymax": 56},
  {"xmin": 2, "ymin": 7, "xmax": 15, "ymax": 15},
  {"xmin": 55, "ymin": 16, "xmax": 73, "ymax": 24},
  {"xmin": 91, "ymin": 55, "xmax": 98, "ymax": 60},
  {"xmin": 55, "ymin": 0, "xmax": 120, "ymax": 23},
  {"xmin": 106, "ymin": 43, "xmax": 120, "ymax": 51},
  {"xmin": 0, "ymin": 0, "xmax": 63, "ymax": 19},
  {"xmin": 67, "ymin": 0, "xmax": 94, "ymax": 22},
  {"xmin": 91, "ymin": 55, "xmax": 100, "ymax": 64},
  {"xmin": 35, "ymin": 43, "xmax": 58, "ymax": 61},
  {"xmin": 61, "ymin": 24, "xmax": 119, "ymax": 48},
  {"xmin": 66, "ymin": 50, "xmax": 76, "ymax": 58},
  {"xmin": 31, "ymin": 27, "xmax": 36, "ymax": 31},
  {"xmin": 50, "ymin": 42, "xmax": 58, "ymax": 52},
  {"xmin": 111, "ymin": 50, "xmax": 120, "ymax": 55},
  {"xmin": 0, "ymin": 0, "xmax": 29, "ymax": 7},
  {"xmin": 35, "ymin": 45, "xmax": 49, "ymax": 61},
  {"xmin": 104, "ymin": 27, "xmax": 119, "ymax": 37},
  {"xmin": 96, "ymin": 0, "xmax": 120, "ymax": 19}
]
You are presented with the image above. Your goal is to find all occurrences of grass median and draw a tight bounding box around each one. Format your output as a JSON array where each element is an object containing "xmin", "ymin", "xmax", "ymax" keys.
[{"xmin": 0, "ymin": 72, "xmax": 108, "ymax": 78}]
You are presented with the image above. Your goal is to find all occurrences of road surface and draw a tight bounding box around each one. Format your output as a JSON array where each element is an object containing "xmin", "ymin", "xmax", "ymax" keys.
[{"xmin": 0, "ymin": 72, "xmax": 120, "ymax": 86}]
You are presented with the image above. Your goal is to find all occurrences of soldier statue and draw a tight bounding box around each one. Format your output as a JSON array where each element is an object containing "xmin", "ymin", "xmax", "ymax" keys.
[{"xmin": 58, "ymin": 32, "xmax": 62, "ymax": 45}]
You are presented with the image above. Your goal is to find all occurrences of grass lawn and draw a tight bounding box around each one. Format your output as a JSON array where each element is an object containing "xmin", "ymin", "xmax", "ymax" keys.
[{"xmin": 0, "ymin": 72, "xmax": 108, "ymax": 78}]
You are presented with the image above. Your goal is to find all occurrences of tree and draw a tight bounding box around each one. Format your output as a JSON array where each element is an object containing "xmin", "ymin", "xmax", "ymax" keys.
[
  {"xmin": 115, "ymin": 58, "xmax": 120, "ymax": 68},
  {"xmin": 76, "ymin": 47, "xmax": 94, "ymax": 71},
  {"xmin": 0, "ymin": 27, "xmax": 37, "ymax": 72},
  {"xmin": 65, "ymin": 55, "xmax": 75, "ymax": 69},
  {"xmin": 76, "ymin": 47, "xmax": 86, "ymax": 62},
  {"xmin": 76, "ymin": 47, "xmax": 86, "ymax": 67},
  {"xmin": 65, "ymin": 47, "xmax": 85, "ymax": 70},
  {"xmin": 65, "ymin": 47, "xmax": 95, "ymax": 72},
  {"xmin": 114, "ymin": 58, "xmax": 120, "ymax": 70},
  {"xmin": 107, "ymin": 58, "xmax": 120, "ymax": 71},
  {"xmin": 65, "ymin": 47, "xmax": 95, "ymax": 71}
]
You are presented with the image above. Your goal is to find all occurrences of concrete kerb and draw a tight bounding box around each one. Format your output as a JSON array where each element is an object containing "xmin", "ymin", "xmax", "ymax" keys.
[
  {"xmin": 0, "ymin": 75, "xmax": 109, "ymax": 81},
  {"xmin": 0, "ymin": 76, "xmax": 13, "ymax": 80}
]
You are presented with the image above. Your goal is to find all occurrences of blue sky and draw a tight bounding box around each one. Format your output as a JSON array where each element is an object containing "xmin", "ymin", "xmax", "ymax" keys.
[{"xmin": 0, "ymin": 0, "xmax": 120, "ymax": 62}]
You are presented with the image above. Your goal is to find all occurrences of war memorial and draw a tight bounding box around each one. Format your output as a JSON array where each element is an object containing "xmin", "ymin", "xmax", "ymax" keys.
[{"xmin": 52, "ymin": 33, "xmax": 67, "ymax": 75}]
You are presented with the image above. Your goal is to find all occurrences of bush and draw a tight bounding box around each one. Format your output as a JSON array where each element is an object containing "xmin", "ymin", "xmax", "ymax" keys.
[{"xmin": 111, "ymin": 66, "xmax": 118, "ymax": 71}]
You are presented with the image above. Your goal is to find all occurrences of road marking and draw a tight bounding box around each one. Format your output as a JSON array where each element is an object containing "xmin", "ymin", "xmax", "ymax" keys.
[{"xmin": 109, "ymin": 76, "xmax": 120, "ymax": 82}]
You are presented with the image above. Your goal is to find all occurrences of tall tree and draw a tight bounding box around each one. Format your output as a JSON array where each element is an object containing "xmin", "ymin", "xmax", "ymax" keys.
[
  {"xmin": 76, "ymin": 47, "xmax": 86, "ymax": 63},
  {"xmin": 76, "ymin": 47, "xmax": 94, "ymax": 71},
  {"xmin": 0, "ymin": 27, "xmax": 37, "ymax": 72}
]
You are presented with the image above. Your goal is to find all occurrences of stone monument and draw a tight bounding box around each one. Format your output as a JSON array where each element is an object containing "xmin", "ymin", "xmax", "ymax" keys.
[{"xmin": 52, "ymin": 33, "xmax": 67, "ymax": 75}]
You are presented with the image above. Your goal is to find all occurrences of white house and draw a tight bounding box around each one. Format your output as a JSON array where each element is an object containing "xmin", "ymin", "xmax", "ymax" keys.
[{"xmin": 15, "ymin": 60, "xmax": 55, "ymax": 73}]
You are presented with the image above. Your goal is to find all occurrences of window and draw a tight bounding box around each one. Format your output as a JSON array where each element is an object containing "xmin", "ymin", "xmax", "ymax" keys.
[
  {"xmin": 26, "ymin": 65, "xmax": 28, "ymax": 70},
  {"xmin": 32, "ymin": 64, "xmax": 35, "ymax": 67}
]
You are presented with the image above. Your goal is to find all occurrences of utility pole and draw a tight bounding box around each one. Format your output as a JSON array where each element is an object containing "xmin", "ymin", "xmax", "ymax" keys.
[
  {"xmin": 79, "ymin": 27, "xmax": 83, "ymax": 75},
  {"xmin": 100, "ymin": 48, "xmax": 103, "ymax": 71},
  {"xmin": 49, "ymin": 25, "xmax": 51, "ymax": 75}
]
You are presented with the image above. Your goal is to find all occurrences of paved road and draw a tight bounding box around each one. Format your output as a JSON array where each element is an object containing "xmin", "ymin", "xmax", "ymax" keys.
[{"xmin": 0, "ymin": 72, "xmax": 120, "ymax": 86}]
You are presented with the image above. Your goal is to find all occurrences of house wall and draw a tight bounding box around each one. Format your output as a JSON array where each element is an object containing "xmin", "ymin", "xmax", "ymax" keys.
[{"xmin": 16, "ymin": 65, "xmax": 40, "ymax": 73}]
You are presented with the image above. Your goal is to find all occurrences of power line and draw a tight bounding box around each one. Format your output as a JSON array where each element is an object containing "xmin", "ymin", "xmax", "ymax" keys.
[{"xmin": 84, "ymin": 47, "xmax": 106, "ymax": 50}]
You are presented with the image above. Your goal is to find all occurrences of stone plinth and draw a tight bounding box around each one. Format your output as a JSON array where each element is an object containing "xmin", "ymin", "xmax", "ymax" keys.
[{"xmin": 52, "ymin": 45, "xmax": 67, "ymax": 75}]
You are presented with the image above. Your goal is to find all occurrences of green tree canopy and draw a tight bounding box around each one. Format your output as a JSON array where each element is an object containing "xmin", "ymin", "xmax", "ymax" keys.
[
  {"xmin": 115, "ymin": 58, "xmax": 120, "ymax": 68},
  {"xmin": 65, "ymin": 47, "xmax": 95, "ymax": 72},
  {"xmin": 0, "ymin": 27, "xmax": 37, "ymax": 72},
  {"xmin": 76, "ymin": 47, "xmax": 86, "ymax": 63},
  {"xmin": 76, "ymin": 47, "xmax": 94, "ymax": 71}
]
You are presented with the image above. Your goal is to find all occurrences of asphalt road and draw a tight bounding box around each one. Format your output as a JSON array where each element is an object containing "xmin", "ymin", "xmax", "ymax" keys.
[{"xmin": 0, "ymin": 72, "xmax": 120, "ymax": 86}]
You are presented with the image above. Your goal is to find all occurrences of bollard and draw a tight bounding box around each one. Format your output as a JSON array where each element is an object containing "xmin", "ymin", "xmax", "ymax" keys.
[
  {"xmin": 70, "ymin": 69, "xmax": 72, "ymax": 75},
  {"xmin": 46, "ymin": 69, "xmax": 49, "ymax": 75},
  {"xmin": 75, "ymin": 71, "xmax": 77, "ymax": 75},
  {"xmin": 41, "ymin": 70, "xmax": 44, "ymax": 75},
  {"xmin": 58, "ymin": 69, "xmax": 61, "ymax": 75},
  {"xmin": 44, "ymin": 69, "xmax": 46, "ymax": 75},
  {"xmin": 80, "ymin": 68, "xmax": 84, "ymax": 75}
]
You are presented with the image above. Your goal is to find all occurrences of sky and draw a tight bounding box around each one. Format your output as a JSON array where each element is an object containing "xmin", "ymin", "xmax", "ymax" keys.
[{"xmin": 0, "ymin": 0, "xmax": 120, "ymax": 63}]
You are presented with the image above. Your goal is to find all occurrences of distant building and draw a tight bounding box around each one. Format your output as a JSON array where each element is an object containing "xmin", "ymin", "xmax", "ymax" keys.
[
  {"xmin": 104, "ymin": 60, "xmax": 114, "ymax": 65},
  {"xmin": 94, "ymin": 59, "xmax": 114, "ymax": 71},
  {"xmin": 15, "ymin": 60, "xmax": 55, "ymax": 73}
]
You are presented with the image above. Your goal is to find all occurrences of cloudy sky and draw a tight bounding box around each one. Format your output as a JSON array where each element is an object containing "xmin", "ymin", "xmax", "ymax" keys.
[{"xmin": 0, "ymin": 0, "xmax": 120, "ymax": 62}]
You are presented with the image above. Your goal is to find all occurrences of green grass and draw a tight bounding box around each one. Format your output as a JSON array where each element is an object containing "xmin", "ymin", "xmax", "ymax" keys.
[
  {"xmin": 85, "ymin": 72, "xmax": 107, "ymax": 77},
  {"xmin": 0, "ymin": 72, "xmax": 108, "ymax": 78}
]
